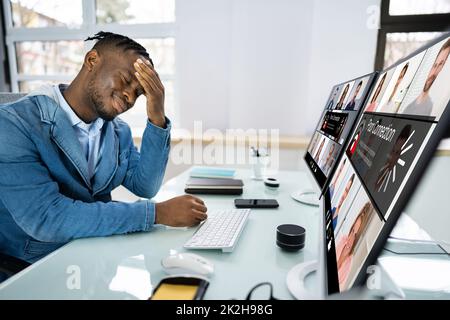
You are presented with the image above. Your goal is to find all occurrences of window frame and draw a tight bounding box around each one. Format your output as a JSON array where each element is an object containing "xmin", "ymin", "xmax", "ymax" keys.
[
  {"xmin": 0, "ymin": 0, "xmax": 10, "ymax": 91},
  {"xmin": 2, "ymin": 0, "xmax": 177, "ymax": 127},
  {"xmin": 375, "ymin": 0, "xmax": 450, "ymax": 70}
]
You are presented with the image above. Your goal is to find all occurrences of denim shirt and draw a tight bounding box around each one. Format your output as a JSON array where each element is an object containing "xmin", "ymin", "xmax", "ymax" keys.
[{"xmin": 0, "ymin": 92, "xmax": 171, "ymax": 263}]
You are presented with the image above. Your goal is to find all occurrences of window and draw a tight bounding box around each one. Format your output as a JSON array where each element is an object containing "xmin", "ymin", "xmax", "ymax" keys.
[
  {"xmin": 10, "ymin": 0, "xmax": 83, "ymax": 28},
  {"xmin": 3, "ymin": 0, "xmax": 177, "ymax": 134},
  {"xmin": 375, "ymin": 0, "xmax": 450, "ymax": 70}
]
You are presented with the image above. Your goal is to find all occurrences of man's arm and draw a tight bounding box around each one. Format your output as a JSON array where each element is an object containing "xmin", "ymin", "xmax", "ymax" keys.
[
  {"xmin": 119, "ymin": 122, "xmax": 208, "ymax": 227},
  {"xmin": 0, "ymin": 111, "xmax": 154, "ymax": 243},
  {"xmin": 121, "ymin": 118, "xmax": 171, "ymax": 199},
  {"xmin": 120, "ymin": 58, "xmax": 209, "ymax": 226},
  {"xmin": 120, "ymin": 57, "xmax": 170, "ymax": 199}
]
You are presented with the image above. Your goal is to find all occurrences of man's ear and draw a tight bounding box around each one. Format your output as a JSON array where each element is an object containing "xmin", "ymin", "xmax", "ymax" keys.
[{"xmin": 84, "ymin": 50, "xmax": 100, "ymax": 71}]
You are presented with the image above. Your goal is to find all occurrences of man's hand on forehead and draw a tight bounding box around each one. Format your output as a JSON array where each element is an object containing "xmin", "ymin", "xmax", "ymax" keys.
[{"xmin": 133, "ymin": 57, "xmax": 166, "ymax": 128}]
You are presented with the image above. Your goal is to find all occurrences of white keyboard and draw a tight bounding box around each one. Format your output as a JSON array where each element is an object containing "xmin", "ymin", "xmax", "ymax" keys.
[{"xmin": 184, "ymin": 209, "xmax": 250, "ymax": 252}]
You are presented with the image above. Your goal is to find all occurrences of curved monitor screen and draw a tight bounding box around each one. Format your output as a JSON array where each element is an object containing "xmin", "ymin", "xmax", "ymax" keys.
[
  {"xmin": 305, "ymin": 73, "xmax": 376, "ymax": 189},
  {"xmin": 325, "ymin": 34, "xmax": 450, "ymax": 294}
]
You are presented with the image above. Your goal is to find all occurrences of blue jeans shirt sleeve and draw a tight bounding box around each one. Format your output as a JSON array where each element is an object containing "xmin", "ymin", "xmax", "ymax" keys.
[
  {"xmin": 0, "ymin": 110, "xmax": 158, "ymax": 243},
  {"xmin": 121, "ymin": 118, "xmax": 171, "ymax": 202}
]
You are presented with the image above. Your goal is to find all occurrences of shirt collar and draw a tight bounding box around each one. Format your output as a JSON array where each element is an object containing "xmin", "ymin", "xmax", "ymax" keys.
[{"xmin": 54, "ymin": 84, "xmax": 104, "ymax": 132}]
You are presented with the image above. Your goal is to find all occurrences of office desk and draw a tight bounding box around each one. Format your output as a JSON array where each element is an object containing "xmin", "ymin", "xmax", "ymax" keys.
[
  {"xmin": 0, "ymin": 169, "xmax": 322, "ymax": 300},
  {"xmin": 1, "ymin": 160, "xmax": 449, "ymax": 300}
]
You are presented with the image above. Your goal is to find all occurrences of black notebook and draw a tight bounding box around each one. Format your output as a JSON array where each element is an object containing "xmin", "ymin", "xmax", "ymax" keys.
[{"xmin": 185, "ymin": 177, "xmax": 244, "ymax": 195}]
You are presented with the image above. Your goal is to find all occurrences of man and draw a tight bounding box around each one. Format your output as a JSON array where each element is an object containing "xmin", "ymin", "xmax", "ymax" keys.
[
  {"xmin": 327, "ymin": 86, "xmax": 340, "ymax": 109},
  {"xmin": 0, "ymin": 32, "xmax": 207, "ymax": 265},
  {"xmin": 335, "ymin": 83, "xmax": 350, "ymax": 110},
  {"xmin": 344, "ymin": 80, "xmax": 363, "ymax": 111},
  {"xmin": 402, "ymin": 38, "xmax": 450, "ymax": 117},
  {"xmin": 374, "ymin": 125, "xmax": 412, "ymax": 193},
  {"xmin": 321, "ymin": 142, "xmax": 336, "ymax": 174}
]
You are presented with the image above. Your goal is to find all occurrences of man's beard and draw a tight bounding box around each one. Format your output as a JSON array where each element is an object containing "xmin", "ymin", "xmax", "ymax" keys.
[{"xmin": 87, "ymin": 80, "xmax": 116, "ymax": 121}]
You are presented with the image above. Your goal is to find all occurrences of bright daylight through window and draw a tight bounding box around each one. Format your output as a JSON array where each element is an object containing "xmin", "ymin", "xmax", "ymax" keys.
[{"xmin": 4, "ymin": 0, "xmax": 177, "ymax": 134}]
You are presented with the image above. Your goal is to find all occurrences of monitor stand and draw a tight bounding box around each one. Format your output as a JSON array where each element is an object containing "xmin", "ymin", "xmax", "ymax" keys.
[
  {"xmin": 286, "ymin": 260, "xmax": 323, "ymax": 299},
  {"xmin": 287, "ymin": 260, "xmax": 405, "ymax": 300},
  {"xmin": 365, "ymin": 263, "xmax": 405, "ymax": 299},
  {"xmin": 290, "ymin": 189, "xmax": 320, "ymax": 207},
  {"xmin": 329, "ymin": 263, "xmax": 405, "ymax": 300}
]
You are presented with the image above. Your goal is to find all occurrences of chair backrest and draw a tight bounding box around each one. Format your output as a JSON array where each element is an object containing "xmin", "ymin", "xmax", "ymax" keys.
[{"xmin": 0, "ymin": 92, "xmax": 26, "ymax": 104}]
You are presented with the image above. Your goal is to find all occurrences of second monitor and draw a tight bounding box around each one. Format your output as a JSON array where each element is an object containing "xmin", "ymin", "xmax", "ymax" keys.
[{"xmin": 293, "ymin": 73, "xmax": 377, "ymax": 205}]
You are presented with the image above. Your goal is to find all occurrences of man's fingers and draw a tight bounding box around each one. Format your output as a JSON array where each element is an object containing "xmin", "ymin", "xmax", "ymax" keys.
[
  {"xmin": 192, "ymin": 197, "xmax": 205, "ymax": 205},
  {"xmin": 134, "ymin": 60, "xmax": 164, "ymax": 91},
  {"xmin": 134, "ymin": 63, "xmax": 159, "ymax": 93},
  {"xmin": 192, "ymin": 202, "xmax": 207, "ymax": 213},
  {"xmin": 193, "ymin": 209, "xmax": 208, "ymax": 221},
  {"xmin": 135, "ymin": 72, "xmax": 153, "ymax": 96}
]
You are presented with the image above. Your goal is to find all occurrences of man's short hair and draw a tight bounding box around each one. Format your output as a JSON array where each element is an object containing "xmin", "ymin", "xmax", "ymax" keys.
[{"xmin": 85, "ymin": 31, "xmax": 153, "ymax": 66}]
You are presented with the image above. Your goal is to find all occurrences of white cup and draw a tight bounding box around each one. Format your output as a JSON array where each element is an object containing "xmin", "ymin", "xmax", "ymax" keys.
[{"xmin": 252, "ymin": 158, "xmax": 263, "ymax": 180}]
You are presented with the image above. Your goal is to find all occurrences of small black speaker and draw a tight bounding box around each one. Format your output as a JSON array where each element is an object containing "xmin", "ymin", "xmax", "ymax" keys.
[{"xmin": 276, "ymin": 224, "xmax": 306, "ymax": 252}]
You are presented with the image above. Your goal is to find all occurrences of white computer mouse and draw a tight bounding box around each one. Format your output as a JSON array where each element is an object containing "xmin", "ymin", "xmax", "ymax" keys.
[{"xmin": 161, "ymin": 252, "xmax": 214, "ymax": 276}]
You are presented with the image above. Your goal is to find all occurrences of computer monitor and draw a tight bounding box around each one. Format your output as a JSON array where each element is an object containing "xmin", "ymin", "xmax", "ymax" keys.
[
  {"xmin": 294, "ymin": 73, "xmax": 377, "ymax": 205},
  {"xmin": 324, "ymin": 33, "xmax": 450, "ymax": 295}
]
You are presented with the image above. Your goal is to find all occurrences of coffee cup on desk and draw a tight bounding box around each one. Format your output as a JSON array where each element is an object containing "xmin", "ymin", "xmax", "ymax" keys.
[{"xmin": 250, "ymin": 147, "xmax": 267, "ymax": 180}]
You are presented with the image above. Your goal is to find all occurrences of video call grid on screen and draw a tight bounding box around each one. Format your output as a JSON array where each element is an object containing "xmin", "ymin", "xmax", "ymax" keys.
[
  {"xmin": 304, "ymin": 73, "xmax": 377, "ymax": 190},
  {"xmin": 324, "ymin": 33, "xmax": 450, "ymax": 295}
]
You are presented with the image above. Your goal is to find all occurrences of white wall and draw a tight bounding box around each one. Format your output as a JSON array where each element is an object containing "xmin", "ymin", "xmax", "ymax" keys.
[
  {"xmin": 176, "ymin": 0, "xmax": 380, "ymax": 135},
  {"xmin": 176, "ymin": 0, "xmax": 232, "ymax": 131},
  {"xmin": 305, "ymin": 0, "xmax": 380, "ymax": 136},
  {"xmin": 227, "ymin": 0, "xmax": 314, "ymax": 135}
]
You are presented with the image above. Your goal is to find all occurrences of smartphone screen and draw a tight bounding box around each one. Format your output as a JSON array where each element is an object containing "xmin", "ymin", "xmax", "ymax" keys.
[
  {"xmin": 151, "ymin": 283, "xmax": 199, "ymax": 300},
  {"xmin": 149, "ymin": 276, "xmax": 209, "ymax": 300}
]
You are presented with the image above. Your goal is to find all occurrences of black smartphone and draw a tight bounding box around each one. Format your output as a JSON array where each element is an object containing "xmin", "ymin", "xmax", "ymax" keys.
[
  {"xmin": 234, "ymin": 199, "xmax": 279, "ymax": 209},
  {"xmin": 149, "ymin": 276, "xmax": 209, "ymax": 300}
]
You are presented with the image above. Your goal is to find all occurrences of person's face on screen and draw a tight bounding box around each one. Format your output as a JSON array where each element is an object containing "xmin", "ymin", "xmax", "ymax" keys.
[
  {"xmin": 391, "ymin": 64, "xmax": 408, "ymax": 98},
  {"xmin": 334, "ymin": 87, "xmax": 340, "ymax": 98},
  {"xmin": 387, "ymin": 136, "xmax": 407, "ymax": 169},
  {"xmin": 86, "ymin": 50, "xmax": 145, "ymax": 121},
  {"xmin": 371, "ymin": 74, "xmax": 386, "ymax": 103},
  {"xmin": 326, "ymin": 144, "xmax": 335, "ymax": 161},
  {"xmin": 333, "ymin": 159, "xmax": 346, "ymax": 185},
  {"xmin": 346, "ymin": 214, "xmax": 364, "ymax": 253},
  {"xmin": 309, "ymin": 133, "xmax": 319, "ymax": 153},
  {"xmin": 423, "ymin": 46, "xmax": 450, "ymax": 93},
  {"xmin": 339, "ymin": 85, "xmax": 349, "ymax": 104},
  {"xmin": 375, "ymin": 127, "xmax": 410, "ymax": 191},
  {"xmin": 329, "ymin": 88, "xmax": 339, "ymax": 104},
  {"xmin": 338, "ymin": 177, "xmax": 353, "ymax": 208},
  {"xmin": 352, "ymin": 82, "xmax": 362, "ymax": 100},
  {"xmin": 316, "ymin": 139, "xmax": 325, "ymax": 157}
]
